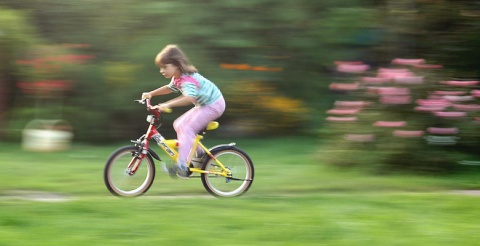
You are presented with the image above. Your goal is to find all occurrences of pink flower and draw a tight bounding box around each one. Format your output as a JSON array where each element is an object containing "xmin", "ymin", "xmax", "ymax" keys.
[
  {"xmin": 334, "ymin": 101, "xmax": 371, "ymax": 108},
  {"xmin": 361, "ymin": 77, "xmax": 391, "ymax": 84},
  {"xmin": 433, "ymin": 91, "xmax": 465, "ymax": 96},
  {"xmin": 393, "ymin": 130, "xmax": 425, "ymax": 138},
  {"xmin": 434, "ymin": 111, "xmax": 467, "ymax": 118},
  {"xmin": 377, "ymin": 68, "xmax": 415, "ymax": 79},
  {"xmin": 380, "ymin": 95, "xmax": 411, "ymax": 104},
  {"xmin": 440, "ymin": 81, "xmax": 479, "ymax": 86},
  {"xmin": 451, "ymin": 104, "xmax": 480, "ymax": 111},
  {"xmin": 416, "ymin": 99, "xmax": 451, "ymax": 107},
  {"xmin": 414, "ymin": 106, "xmax": 446, "ymax": 112},
  {"xmin": 17, "ymin": 80, "xmax": 72, "ymax": 94},
  {"xmin": 392, "ymin": 58, "xmax": 425, "ymax": 65},
  {"xmin": 373, "ymin": 121, "xmax": 407, "ymax": 127},
  {"xmin": 471, "ymin": 90, "xmax": 480, "ymax": 97},
  {"xmin": 337, "ymin": 64, "xmax": 370, "ymax": 73},
  {"xmin": 327, "ymin": 108, "xmax": 361, "ymax": 115},
  {"xmin": 394, "ymin": 76, "xmax": 424, "ymax": 85},
  {"xmin": 413, "ymin": 64, "xmax": 443, "ymax": 69},
  {"xmin": 326, "ymin": 116, "xmax": 358, "ymax": 122},
  {"xmin": 427, "ymin": 127, "xmax": 458, "ymax": 135},
  {"xmin": 443, "ymin": 95, "xmax": 474, "ymax": 102},
  {"xmin": 329, "ymin": 83, "xmax": 360, "ymax": 91},
  {"xmin": 377, "ymin": 87, "xmax": 410, "ymax": 96}
]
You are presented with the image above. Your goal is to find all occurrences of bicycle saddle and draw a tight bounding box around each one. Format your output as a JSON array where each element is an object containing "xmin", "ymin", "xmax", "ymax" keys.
[{"xmin": 206, "ymin": 121, "xmax": 219, "ymax": 131}]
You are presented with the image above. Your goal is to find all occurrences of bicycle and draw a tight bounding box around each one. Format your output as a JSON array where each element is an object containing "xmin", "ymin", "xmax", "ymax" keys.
[{"xmin": 103, "ymin": 98, "xmax": 254, "ymax": 197}]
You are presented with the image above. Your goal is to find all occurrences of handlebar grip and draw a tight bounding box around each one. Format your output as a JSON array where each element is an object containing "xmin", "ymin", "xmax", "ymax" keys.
[{"xmin": 137, "ymin": 98, "xmax": 171, "ymax": 113}]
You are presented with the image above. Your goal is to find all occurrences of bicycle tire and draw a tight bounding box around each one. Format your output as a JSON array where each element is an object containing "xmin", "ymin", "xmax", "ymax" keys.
[
  {"xmin": 201, "ymin": 146, "xmax": 254, "ymax": 197},
  {"xmin": 104, "ymin": 146, "xmax": 156, "ymax": 197}
]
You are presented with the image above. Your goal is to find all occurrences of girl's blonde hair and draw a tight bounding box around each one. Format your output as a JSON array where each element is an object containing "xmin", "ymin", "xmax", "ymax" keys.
[{"xmin": 155, "ymin": 44, "xmax": 197, "ymax": 74}]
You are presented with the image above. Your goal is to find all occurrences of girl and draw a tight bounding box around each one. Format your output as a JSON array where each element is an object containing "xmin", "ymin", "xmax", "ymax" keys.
[{"xmin": 142, "ymin": 44, "xmax": 225, "ymax": 177}]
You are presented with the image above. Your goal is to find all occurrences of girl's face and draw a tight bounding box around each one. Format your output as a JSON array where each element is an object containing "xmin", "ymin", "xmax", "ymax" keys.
[{"xmin": 159, "ymin": 63, "xmax": 181, "ymax": 79}]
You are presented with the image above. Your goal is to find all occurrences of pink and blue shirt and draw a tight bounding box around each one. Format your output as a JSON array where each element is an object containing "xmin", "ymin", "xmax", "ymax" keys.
[{"xmin": 168, "ymin": 73, "xmax": 223, "ymax": 106}]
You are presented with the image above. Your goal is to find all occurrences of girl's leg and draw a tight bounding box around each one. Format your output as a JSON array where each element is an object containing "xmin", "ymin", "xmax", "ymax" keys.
[{"xmin": 173, "ymin": 97, "xmax": 225, "ymax": 168}]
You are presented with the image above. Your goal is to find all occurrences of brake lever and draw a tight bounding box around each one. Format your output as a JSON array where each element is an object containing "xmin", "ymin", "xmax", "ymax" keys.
[{"xmin": 134, "ymin": 99, "xmax": 146, "ymax": 104}]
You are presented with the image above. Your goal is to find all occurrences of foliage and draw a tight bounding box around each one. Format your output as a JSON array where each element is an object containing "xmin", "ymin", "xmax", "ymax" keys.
[
  {"xmin": 1, "ymin": 0, "xmax": 480, "ymax": 143},
  {"xmin": 0, "ymin": 7, "xmax": 38, "ymax": 62},
  {"xmin": 0, "ymin": 7, "xmax": 41, "ymax": 138},
  {"xmin": 224, "ymin": 80, "xmax": 311, "ymax": 134}
]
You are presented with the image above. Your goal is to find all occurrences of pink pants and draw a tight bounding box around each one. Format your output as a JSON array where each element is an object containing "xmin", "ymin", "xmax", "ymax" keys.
[{"xmin": 173, "ymin": 96, "xmax": 225, "ymax": 166}]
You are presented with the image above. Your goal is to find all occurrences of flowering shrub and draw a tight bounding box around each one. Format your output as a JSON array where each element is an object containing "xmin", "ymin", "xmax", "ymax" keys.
[{"xmin": 318, "ymin": 59, "xmax": 480, "ymax": 173}]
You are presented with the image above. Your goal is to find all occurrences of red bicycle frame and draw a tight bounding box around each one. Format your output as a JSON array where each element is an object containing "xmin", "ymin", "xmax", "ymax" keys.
[{"xmin": 126, "ymin": 99, "xmax": 163, "ymax": 175}]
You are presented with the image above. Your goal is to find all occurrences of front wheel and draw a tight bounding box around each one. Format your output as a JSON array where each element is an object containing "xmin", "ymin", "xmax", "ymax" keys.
[
  {"xmin": 201, "ymin": 146, "xmax": 254, "ymax": 197},
  {"xmin": 104, "ymin": 146, "xmax": 156, "ymax": 197}
]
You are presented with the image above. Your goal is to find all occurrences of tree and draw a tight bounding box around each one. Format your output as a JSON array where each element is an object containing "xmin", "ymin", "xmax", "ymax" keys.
[{"xmin": 0, "ymin": 7, "xmax": 39, "ymax": 139}]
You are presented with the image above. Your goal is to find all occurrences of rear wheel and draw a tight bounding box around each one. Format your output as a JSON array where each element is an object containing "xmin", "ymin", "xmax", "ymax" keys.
[
  {"xmin": 201, "ymin": 146, "xmax": 254, "ymax": 197},
  {"xmin": 104, "ymin": 146, "xmax": 156, "ymax": 197}
]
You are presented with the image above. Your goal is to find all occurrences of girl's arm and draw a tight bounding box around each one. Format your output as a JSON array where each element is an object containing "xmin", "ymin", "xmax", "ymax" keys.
[
  {"xmin": 152, "ymin": 95, "xmax": 195, "ymax": 111},
  {"xmin": 163, "ymin": 95, "xmax": 195, "ymax": 108},
  {"xmin": 142, "ymin": 85, "xmax": 172, "ymax": 99}
]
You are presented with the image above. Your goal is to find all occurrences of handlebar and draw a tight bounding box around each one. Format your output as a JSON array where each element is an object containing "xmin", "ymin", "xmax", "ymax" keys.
[{"xmin": 135, "ymin": 99, "xmax": 172, "ymax": 114}]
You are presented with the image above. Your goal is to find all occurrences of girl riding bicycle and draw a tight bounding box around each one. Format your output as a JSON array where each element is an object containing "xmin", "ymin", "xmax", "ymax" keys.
[{"xmin": 142, "ymin": 44, "xmax": 225, "ymax": 177}]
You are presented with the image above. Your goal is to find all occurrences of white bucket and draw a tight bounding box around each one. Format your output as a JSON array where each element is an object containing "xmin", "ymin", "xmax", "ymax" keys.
[{"xmin": 22, "ymin": 120, "xmax": 73, "ymax": 151}]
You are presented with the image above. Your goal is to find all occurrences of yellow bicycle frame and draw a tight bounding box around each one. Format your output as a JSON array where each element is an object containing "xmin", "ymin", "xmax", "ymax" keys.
[
  {"xmin": 187, "ymin": 134, "xmax": 231, "ymax": 177},
  {"xmin": 158, "ymin": 121, "xmax": 232, "ymax": 178}
]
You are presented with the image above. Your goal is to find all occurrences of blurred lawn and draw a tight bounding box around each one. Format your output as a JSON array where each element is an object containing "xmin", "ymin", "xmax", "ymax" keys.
[{"xmin": 1, "ymin": 136, "xmax": 480, "ymax": 245}]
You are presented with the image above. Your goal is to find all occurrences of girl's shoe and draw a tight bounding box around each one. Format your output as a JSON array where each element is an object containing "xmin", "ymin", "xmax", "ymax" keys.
[
  {"xmin": 160, "ymin": 162, "xmax": 190, "ymax": 179},
  {"xmin": 175, "ymin": 164, "xmax": 191, "ymax": 178}
]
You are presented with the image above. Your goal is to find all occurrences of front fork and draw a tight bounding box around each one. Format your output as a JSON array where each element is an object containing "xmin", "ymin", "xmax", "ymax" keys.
[
  {"xmin": 126, "ymin": 157, "xmax": 143, "ymax": 176},
  {"xmin": 126, "ymin": 136, "xmax": 150, "ymax": 176}
]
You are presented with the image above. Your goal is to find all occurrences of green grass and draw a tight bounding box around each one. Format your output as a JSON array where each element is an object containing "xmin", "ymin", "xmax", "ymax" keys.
[{"xmin": 1, "ymin": 137, "xmax": 480, "ymax": 245}]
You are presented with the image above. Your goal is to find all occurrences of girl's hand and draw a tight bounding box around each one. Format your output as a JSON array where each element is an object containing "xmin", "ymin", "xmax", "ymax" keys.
[
  {"xmin": 152, "ymin": 103, "xmax": 171, "ymax": 112},
  {"xmin": 142, "ymin": 92, "xmax": 152, "ymax": 99}
]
